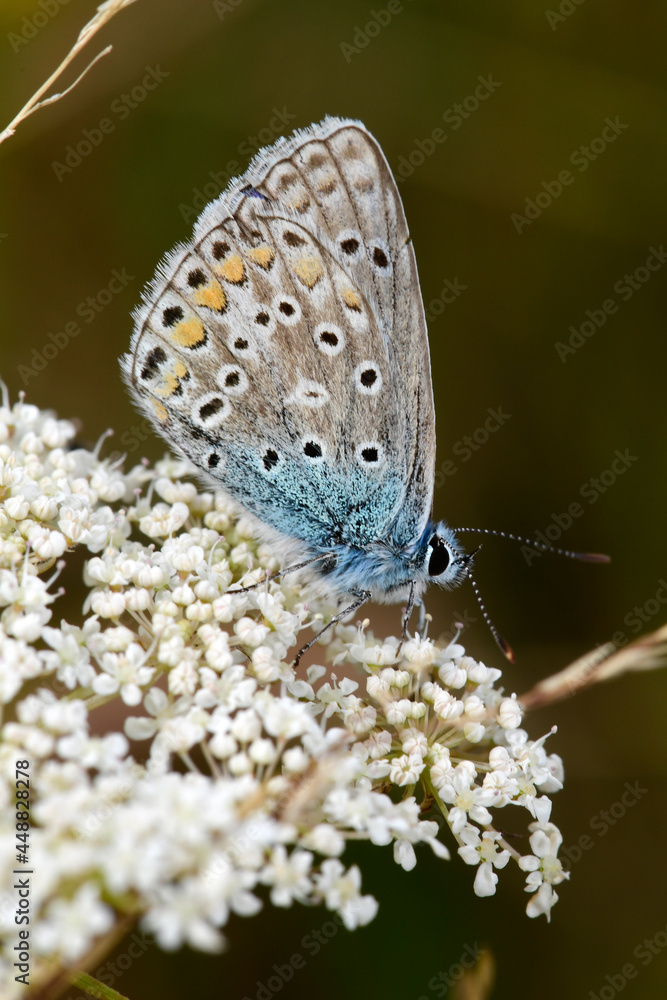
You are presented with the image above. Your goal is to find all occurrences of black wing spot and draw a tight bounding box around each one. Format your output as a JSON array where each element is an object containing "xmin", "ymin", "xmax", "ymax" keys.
[
  {"xmin": 162, "ymin": 305, "xmax": 184, "ymax": 327},
  {"xmin": 208, "ymin": 453, "xmax": 220, "ymax": 468},
  {"xmin": 187, "ymin": 269, "xmax": 207, "ymax": 288},
  {"xmin": 303, "ymin": 441, "xmax": 322, "ymax": 459},
  {"xmin": 225, "ymin": 371, "xmax": 240, "ymax": 387},
  {"xmin": 279, "ymin": 301, "xmax": 295, "ymax": 316},
  {"xmin": 341, "ymin": 237, "xmax": 359, "ymax": 255},
  {"xmin": 360, "ymin": 369, "xmax": 377, "ymax": 387},
  {"xmin": 141, "ymin": 346, "xmax": 167, "ymax": 380},
  {"xmin": 283, "ymin": 231, "xmax": 306, "ymax": 247},
  {"xmin": 372, "ymin": 246, "xmax": 389, "ymax": 268},
  {"xmin": 212, "ymin": 241, "xmax": 230, "ymax": 260},
  {"xmin": 199, "ymin": 398, "xmax": 225, "ymax": 421},
  {"xmin": 255, "ymin": 312, "xmax": 270, "ymax": 326},
  {"xmin": 320, "ymin": 331, "xmax": 338, "ymax": 347},
  {"xmin": 234, "ymin": 338, "xmax": 249, "ymax": 350},
  {"xmin": 361, "ymin": 447, "xmax": 378, "ymax": 463},
  {"xmin": 263, "ymin": 448, "xmax": 279, "ymax": 471}
]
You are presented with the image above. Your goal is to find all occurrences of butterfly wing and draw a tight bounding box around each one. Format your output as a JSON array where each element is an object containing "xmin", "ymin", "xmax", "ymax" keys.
[{"xmin": 122, "ymin": 117, "xmax": 435, "ymax": 556}]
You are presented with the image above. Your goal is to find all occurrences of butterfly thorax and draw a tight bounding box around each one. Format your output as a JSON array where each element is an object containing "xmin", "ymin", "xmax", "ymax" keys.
[{"xmin": 311, "ymin": 519, "xmax": 469, "ymax": 604}]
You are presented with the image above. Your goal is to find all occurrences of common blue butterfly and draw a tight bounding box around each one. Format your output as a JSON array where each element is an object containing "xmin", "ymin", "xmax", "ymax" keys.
[{"xmin": 122, "ymin": 116, "xmax": 605, "ymax": 660}]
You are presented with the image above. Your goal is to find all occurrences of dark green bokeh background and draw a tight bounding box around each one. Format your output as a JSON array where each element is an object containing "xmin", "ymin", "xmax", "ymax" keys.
[{"xmin": 1, "ymin": 1, "xmax": 666, "ymax": 997}]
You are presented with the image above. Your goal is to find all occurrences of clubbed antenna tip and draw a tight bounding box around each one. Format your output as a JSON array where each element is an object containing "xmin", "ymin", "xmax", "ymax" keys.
[{"xmin": 496, "ymin": 633, "xmax": 515, "ymax": 662}]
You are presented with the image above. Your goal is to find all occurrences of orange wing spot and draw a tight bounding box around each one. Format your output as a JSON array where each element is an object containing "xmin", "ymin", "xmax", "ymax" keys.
[
  {"xmin": 194, "ymin": 280, "xmax": 226, "ymax": 311},
  {"xmin": 151, "ymin": 399, "xmax": 169, "ymax": 422},
  {"xmin": 293, "ymin": 255, "xmax": 324, "ymax": 288},
  {"xmin": 173, "ymin": 360, "xmax": 188, "ymax": 379},
  {"xmin": 217, "ymin": 254, "xmax": 245, "ymax": 283},
  {"xmin": 154, "ymin": 371, "xmax": 180, "ymax": 398},
  {"xmin": 247, "ymin": 245, "xmax": 275, "ymax": 269},
  {"xmin": 291, "ymin": 195, "xmax": 311, "ymax": 214},
  {"xmin": 171, "ymin": 317, "xmax": 206, "ymax": 348},
  {"xmin": 316, "ymin": 177, "xmax": 337, "ymax": 195},
  {"xmin": 341, "ymin": 287, "xmax": 362, "ymax": 311}
]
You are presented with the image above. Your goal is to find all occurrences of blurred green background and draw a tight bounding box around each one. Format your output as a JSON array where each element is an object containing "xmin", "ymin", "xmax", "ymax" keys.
[{"xmin": 1, "ymin": 0, "xmax": 666, "ymax": 997}]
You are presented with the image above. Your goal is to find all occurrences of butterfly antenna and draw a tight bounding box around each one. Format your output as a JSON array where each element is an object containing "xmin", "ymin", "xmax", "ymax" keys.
[
  {"xmin": 466, "ymin": 568, "xmax": 515, "ymax": 662},
  {"xmin": 452, "ymin": 527, "xmax": 610, "ymax": 563}
]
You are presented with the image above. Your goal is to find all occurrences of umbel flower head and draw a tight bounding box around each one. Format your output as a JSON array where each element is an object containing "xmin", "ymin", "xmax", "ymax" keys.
[{"xmin": 0, "ymin": 391, "xmax": 568, "ymax": 995}]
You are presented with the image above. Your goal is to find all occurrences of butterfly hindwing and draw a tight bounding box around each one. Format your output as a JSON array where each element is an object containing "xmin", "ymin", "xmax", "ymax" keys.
[{"xmin": 123, "ymin": 117, "xmax": 435, "ymax": 553}]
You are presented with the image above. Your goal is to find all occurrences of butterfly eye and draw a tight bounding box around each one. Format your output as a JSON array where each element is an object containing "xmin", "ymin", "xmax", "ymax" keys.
[{"xmin": 427, "ymin": 534, "xmax": 451, "ymax": 577}]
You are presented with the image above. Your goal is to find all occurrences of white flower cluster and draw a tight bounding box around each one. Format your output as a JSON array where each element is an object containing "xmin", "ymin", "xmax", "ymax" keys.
[{"xmin": 0, "ymin": 393, "xmax": 568, "ymax": 994}]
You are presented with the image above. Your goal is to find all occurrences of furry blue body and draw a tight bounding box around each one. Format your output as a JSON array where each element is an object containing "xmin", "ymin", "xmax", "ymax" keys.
[{"xmin": 312, "ymin": 520, "xmax": 467, "ymax": 602}]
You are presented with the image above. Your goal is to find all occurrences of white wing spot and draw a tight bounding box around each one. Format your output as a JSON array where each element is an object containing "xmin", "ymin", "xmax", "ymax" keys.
[
  {"xmin": 355, "ymin": 441, "xmax": 385, "ymax": 467},
  {"xmin": 369, "ymin": 239, "xmax": 392, "ymax": 272},
  {"xmin": 314, "ymin": 322, "xmax": 345, "ymax": 356},
  {"xmin": 216, "ymin": 365, "xmax": 248, "ymax": 396},
  {"xmin": 301, "ymin": 436, "xmax": 327, "ymax": 464},
  {"xmin": 287, "ymin": 378, "xmax": 330, "ymax": 408},
  {"xmin": 353, "ymin": 361, "xmax": 383, "ymax": 395},
  {"xmin": 271, "ymin": 293, "xmax": 302, "ymax": 326},
  {"xmin": 338, "ymin": 229, "xmax": 364, "ymax": 260},
  {"xmin": 192, "ymin": 393, "xmax": 231, "ymax": 429},
  {"xmin": 253, "ymin": 305, "xmax": 276, "ymax": 336}
]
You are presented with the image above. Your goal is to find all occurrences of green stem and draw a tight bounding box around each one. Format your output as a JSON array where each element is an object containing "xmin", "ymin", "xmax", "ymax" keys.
[
  {"xmin": 422, "ymin": 773, "xmax": 466, "ymax": 848},
  {"xmin": 69, "ymin": 971, "xmax": 131, "ymax": 1000}
]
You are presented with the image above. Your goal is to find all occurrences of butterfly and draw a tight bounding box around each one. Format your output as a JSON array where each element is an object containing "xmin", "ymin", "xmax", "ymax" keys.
[{"xmin": 121, "ymin": 116, "xmax": 605, "ymax": 662}]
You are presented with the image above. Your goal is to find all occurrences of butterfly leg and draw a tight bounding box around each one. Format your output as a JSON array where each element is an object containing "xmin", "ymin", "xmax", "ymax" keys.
[
  {"xmin": 416, "ymin": 598, "xmax": 427, "ymax": 638},
  {"xmin": 231, "ymin": 551, "xmax": 336, "ymax": 594},
  {"xmin": 293, "ymin": 590, "xmax": 371, "ymax": 667},
  {"xmin": 401, "ymin": 581, "xmax": 418, "ymax": 641}
]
